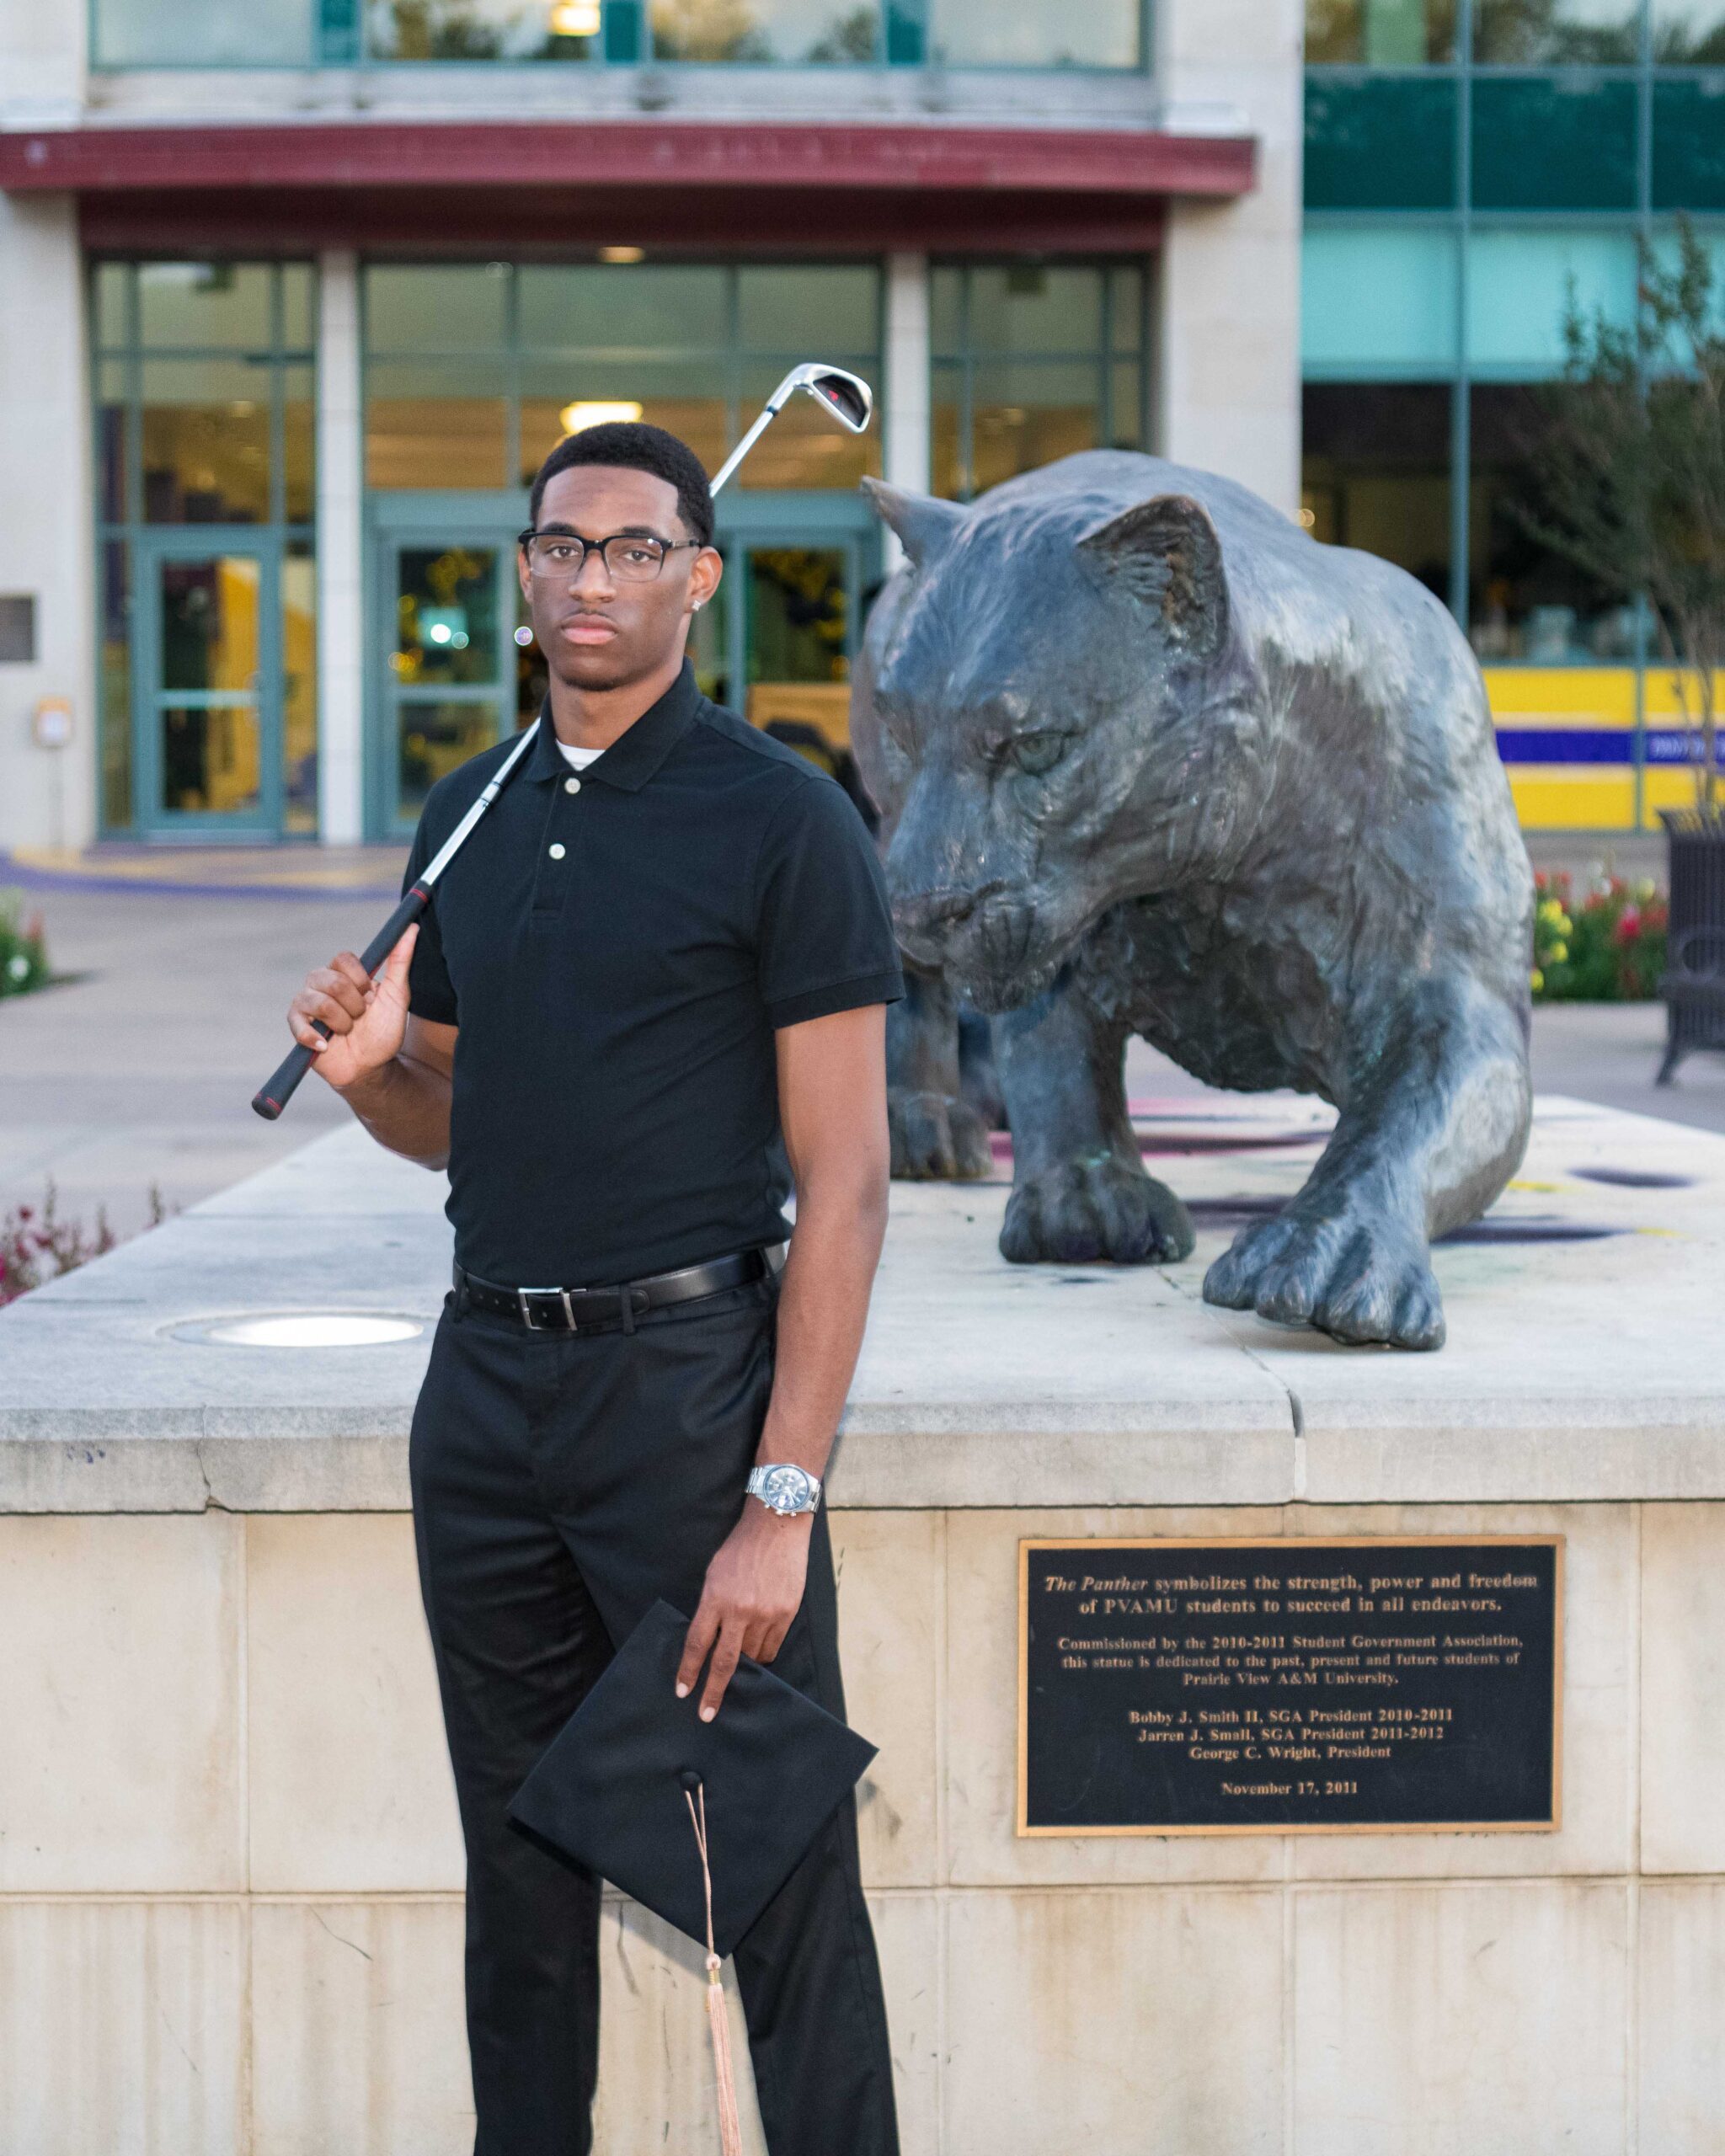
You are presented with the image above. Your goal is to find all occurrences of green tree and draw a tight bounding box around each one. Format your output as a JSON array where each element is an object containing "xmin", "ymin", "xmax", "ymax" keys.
[{"xmin": 1519, "ymin": 222, "xmax": 1725, "ymax": 814}]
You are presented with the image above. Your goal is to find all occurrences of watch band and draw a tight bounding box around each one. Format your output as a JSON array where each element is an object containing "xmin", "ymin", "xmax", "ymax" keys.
[{"xmin": 746, "ymin": 1463, "xmax": 822, "ymax": 1514}]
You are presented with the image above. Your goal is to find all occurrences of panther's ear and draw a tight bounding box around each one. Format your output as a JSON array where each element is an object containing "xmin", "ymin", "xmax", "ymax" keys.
[
  {"xmin": 1076, "ymin": 494, "xmax": 1229, "ymax": 662},
  {"xmin": 861, "ymin": 478, "xmax": 966, "ymax": 568}
]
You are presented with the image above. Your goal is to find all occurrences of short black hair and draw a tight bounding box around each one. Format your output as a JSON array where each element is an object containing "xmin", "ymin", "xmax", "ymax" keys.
[{"xmin": 529, "ymin": 421, "xmax": 714, "ymax": 546}]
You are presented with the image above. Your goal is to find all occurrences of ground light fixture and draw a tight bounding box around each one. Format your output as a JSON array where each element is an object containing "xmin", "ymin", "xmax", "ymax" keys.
[
  {"xmin": 176, "ymin": 1312, "xmax": 427, "ymax": 1348},
  {"xmin": 251, "ymin": 359, "xmax": 876, "ymax": 1121}
]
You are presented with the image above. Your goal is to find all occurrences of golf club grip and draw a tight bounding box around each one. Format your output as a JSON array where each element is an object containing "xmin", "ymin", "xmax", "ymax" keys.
[{"xmin": 250, "ymin": 888, "xmax": 430, "ymax": 1122}]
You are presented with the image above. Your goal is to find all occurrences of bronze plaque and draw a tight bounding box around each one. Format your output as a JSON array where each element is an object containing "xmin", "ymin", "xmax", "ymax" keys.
[{"xmin": 1018, "ymin": 1538, "xmax": 1562, "ymax": 1835}]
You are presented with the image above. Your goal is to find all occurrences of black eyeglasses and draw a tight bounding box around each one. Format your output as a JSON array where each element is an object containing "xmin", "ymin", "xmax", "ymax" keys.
[{"xmin": 518, "ymin": 528, "xmax": 703, "ymax": 584}]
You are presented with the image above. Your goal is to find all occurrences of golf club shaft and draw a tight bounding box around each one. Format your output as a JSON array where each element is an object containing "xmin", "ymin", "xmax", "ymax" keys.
[{"xmin": 250, "ymin": 376, "xmax": 816, "ymax": 1122}]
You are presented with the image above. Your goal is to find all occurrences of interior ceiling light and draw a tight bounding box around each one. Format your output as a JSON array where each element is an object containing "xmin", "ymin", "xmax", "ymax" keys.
[
  {"xmin": 561, "ymin": 398, "xmax": 644, "ymax": 434},
  {"xmin": 192, "ymin": 1312, "xmax": 425, "ymax": 1348},
  {"xmin": 599, "ymin": 246, "xmax": 646, "ymax": 264},
  {"xmin": 550, "ymin": 0, "xmax": 601, "ymax": 32}
]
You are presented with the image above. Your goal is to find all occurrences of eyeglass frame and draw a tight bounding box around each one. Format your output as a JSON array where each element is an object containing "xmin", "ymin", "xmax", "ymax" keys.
[{"xmin": 516, "ymin": 526, "xmax": 707, "ymax": 583}]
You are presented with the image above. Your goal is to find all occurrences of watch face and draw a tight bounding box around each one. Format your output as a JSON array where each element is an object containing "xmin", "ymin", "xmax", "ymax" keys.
[{"xmin": 760, "ymin": 1465, "xmax": 812, "ymax": 1512}]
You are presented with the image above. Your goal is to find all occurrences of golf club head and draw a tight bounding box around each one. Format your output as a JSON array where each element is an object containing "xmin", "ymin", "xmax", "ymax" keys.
[{"xmin": 788, "ymin": 363, "xmax": 873, "ymax": 435}]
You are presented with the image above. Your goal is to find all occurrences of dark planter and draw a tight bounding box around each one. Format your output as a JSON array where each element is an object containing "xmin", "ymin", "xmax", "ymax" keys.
[{"xmin": 1658, "ymin": 807, "xmax": 1725, "ymax": 1083}]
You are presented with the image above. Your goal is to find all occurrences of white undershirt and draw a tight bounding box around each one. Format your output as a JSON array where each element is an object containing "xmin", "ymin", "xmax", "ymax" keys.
[{"xmin": 557, "ymin": 739, "xmax": 603, "ymax": 771}]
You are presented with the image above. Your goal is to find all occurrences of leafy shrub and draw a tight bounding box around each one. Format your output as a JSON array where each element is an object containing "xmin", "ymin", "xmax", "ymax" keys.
[
  {"xmin": 1531, "ymin": 871, "xmax": 1669, "ymax": 1001},
  {"xmin": 0, "ymin": 1182, "xmax": 173, "ymax": 1308},
  {"xmin": 0, "ymin": 890, "xmax": 48, "ymax": 998}
]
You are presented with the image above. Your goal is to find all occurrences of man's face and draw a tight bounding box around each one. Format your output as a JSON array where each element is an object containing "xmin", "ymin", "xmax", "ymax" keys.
[{"xmin": 520, "ymin": 464, "xmax": 724, "ymax": 694}]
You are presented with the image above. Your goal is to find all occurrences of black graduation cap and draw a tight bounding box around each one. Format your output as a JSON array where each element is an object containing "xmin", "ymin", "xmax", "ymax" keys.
[{"xmin": 508, "ymin": 1598, "xmax": 877, "ymax": 1958}]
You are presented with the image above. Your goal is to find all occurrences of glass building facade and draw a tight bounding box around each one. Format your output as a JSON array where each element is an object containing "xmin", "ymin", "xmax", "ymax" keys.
[{"xmin": 1306, "ymin": 0, "xmax": 1725, "ymax": 828}]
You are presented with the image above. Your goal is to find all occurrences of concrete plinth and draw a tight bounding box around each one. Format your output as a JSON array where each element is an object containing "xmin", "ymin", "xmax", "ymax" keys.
[{"xmin": 1, "ymin": 1096, "xmax": 1720, "ymax": 2154}]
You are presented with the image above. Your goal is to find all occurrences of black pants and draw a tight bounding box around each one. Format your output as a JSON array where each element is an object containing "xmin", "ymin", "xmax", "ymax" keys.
[{"xmin": 409, "ymin": 1269, "xmax": 901, "ymax": 2156}]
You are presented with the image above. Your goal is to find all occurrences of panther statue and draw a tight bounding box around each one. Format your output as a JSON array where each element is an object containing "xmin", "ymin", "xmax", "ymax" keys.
[{"xmin": 851, "ymin": 451, "xmax": 1534, "ymax": 1353}]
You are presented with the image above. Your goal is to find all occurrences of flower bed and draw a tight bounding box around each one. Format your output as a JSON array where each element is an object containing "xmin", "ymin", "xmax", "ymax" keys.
[
  {"xmin": 0, "ymin": 890, "xmax": 48, "ymax": 998},
  {"xmin": 1532, "ymin": 872, "xmax": 1668, "ymax": 1001}
]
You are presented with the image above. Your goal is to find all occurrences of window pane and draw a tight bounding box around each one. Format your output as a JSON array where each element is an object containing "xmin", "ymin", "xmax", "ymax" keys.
[
  {"xmin": 930, "ymin": 267, "xmax": 964, "ymax": 355},
  {"xmin": 93, "ymin": 0, "xmax": 313, "ymax": 64},
  {"xmin": 1475, "ymin": 0, "xmax": 1640, "ymax": 61},
  {"xmin": 737, "ymin": 360, "xmax": 882, "ymax": 486},
  {"xmin": 1108, "ymin": 267, "xmax": 1145, "ymax": 354},
  {"xmin": 737, "ymin": 266, "xmax": 879, "ymax": 353},
  {"xmin": 965, "ymin": 266, "xmax": 1103, "ymax": 355},
  {"xmin": 1472, "ymin": 78, "xmax": 1638, "ymax": 211},
  {"xmin": 519, "ymin": 355, "xmax": 729, "ymax": 483},
  {"xmin": 1301, "ymin": 383, "xmax": 1451, "ymax": 605},
  {"xmin": 93, "ymin": 264, "xmax": 129, "ymax": 350},
  {"xmin": 650, "ymin": 0, "xmax": 879, "ymax": 61},
  {"xmin": 284, "ymin": 366, "xmax": 315, "ymax": 524},
  {"xmin": 971, "ymin": 360, "xmax": 1101, "ymax": 495},
  {"xmin": 367, "ymin": 0, "xmax": 601, "ymax": 57},
  {"xmin": 1305, "ymin": 0, "xmax": 1456, "ymax": 62},
  {"xmin": 1303, "ymin": 227, "xmax": 1460, "ymax": 376},
  {"xmin": 932, "ymin": 0, "xmax": 1140, "ymax": 65},
  {"xmin": 1655, "ymin": 1, "xmax": 1725, "ymax": 59},
  {"xmin": 747, "ymin": 547, "xmax": 851, "ymax": 690},
  {"xmin": 366, "ymin": 264, "xmax": 509, "ymax": 352},
  {"xmin": 142, "ymin": 356, "xmax": 274, "ymax": 524},
  {"xmin": 366, "ymin": 360, "xmax": 509, "ymax": 488},
  {"xmin": 1466, "ymin": 230, "xmax": 1637, "ymax": 374},
  {"xmin": 281, "ymin": 264, "xmax": 315, "ymax": 351},
  {"xmin": 1470, "ymin": 384, "xmax": 1637, "ymax": 662},
  {"xmin": 1305, "ymin": 77, "xmax": 1458, "ymax": 211},
  {"xmin": 282, "ymin": 544, "xmax": 318, "ymax": 836},
  {"xmin": 138, "ymin": 264, "xmax": 273, "ymax": 351},
  {"xmin": 517, "ymin": 264, "xmax": 728, "ymax": 350},
  {"xmin": 394, "ymin": 547, "xmax": 500, "ymax": 687},
  {"xmin": 932, "ymin": 358, "xmax": 964, "ymax": 496},
  {"xmin": 398, "ymin": 702, "xmax": 501, "ymax": 815},
  {"xmin": 99, "ymin": 541, "xmax": 131, "ymax": 833},
  {"xmin": 97, "ymin": 360, "xmax": 130, "ymax": 525},
  {"xmin": 1653, "ymin": 77, "xmax": 1725, "ymax": 209},
  {"xmin": 1108, "ymin": 360, "xmax": 1145, "ymax": 449}
]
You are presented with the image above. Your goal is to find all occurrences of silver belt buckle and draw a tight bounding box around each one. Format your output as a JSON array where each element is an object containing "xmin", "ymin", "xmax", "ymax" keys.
[{"xmin": 518, "ymin": 1285, "xmax": 576, "ymax": 1332}]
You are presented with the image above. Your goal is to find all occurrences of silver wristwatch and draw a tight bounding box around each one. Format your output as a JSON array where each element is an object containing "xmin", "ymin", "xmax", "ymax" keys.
[{"xmin": 746, "ymin": 1463, "xmax": 822, "ymax": 1517}]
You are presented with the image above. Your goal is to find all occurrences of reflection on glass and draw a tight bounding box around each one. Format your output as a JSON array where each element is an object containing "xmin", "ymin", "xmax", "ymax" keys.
[
  {"xmin": 281, "ymin": 265, "xmax": 315, "ymax": 352},
  {"xmin": 651, "ymin": 0, "xmax": 879, "ymax": 61},
  {"xmin": 97, "ymin": 360, "xmax": 129, "ymax": 525},
  {"xmin": 932, "ymin": 0, "xmax": 1140, "ymax": 65},
  {"xmin": 158, "ymin": 556, "xmax": 263, "ymax": 816},
  {"xmin": 138, "ymin": 263, "xmax": 273, "ymax": 350},
  {"xmin": 519, "ymin": 355, "xmax": 728, "ymax": 483},
  {"xmin": 1306, "ymin": 76, "xmax": 1459, "ymax": 210},
  {"xmin": 1469, "ymin": 385, "xmax": 1636, "ymax": 663},
  {"xmin": 748, "ymin": 547, "xmax": 849, "ymax": 685},
  {"xmin": 284, "ymin": 367, "xmax": 315, "ymax": 524},
  {"xmin": 1474, "ymin": 0, "xmax": 1640, "ymax": 63},
  {"xmin": 366, "ymin": 362, "xmax": 509, "ymax": 489},
  {"xmin": 737, "ymin": 365, "xmax": 882, "ymax": 488},
  {"xmin": 1653, "ymin": 76, "xmax": 1725, "ymax": 207},
  {"xmin": 930, "ymin": 268, "xmax": 964, "ymax": 354},
  {"xmin": 970, "ymin": 364, "xmax": 1102, "ymax": 494},
  {"xmin": 1301, "ymin": 383, "xmax": 1451, "ymax": 604},
  {"xmin": 1306, "ymin": 0, "xmax": 1456, "ymax": 62},
  {"xmin": 100, "ymin": 542, "xmax": 131, "ymax": 832},
  {"xmin": 737, "ymin": 267, "xmax": 879, "ymax": 352},
  {"xmin": 366, "ymin": 264, "xmax": 509, "ymax": 352},
  {"xmin": 94, "ymin": 264, "xmax": 129, "ymax": 350},
  {"xmin": 1654, "ymin": 0, "xmax": 1725, "ymax": 58},
  {"xmin": 518, "ymin": 264, "xmax": 729, "ymax": 349},
  {"xmin": 964, "ymin": 266, "xmax": 1103, "ymax": 356},
  {"xmin": 399, "ymin": 702, "xmax": 502, "ymax": 814},
  {"xmin": 142, "ymin": 357, "xmax": 273, "ymax": 524},
  {"xmin": 93, "ymin": 0, "xmax": 314, "ymax": 66},
  {"xmin": 932, "ymin": 360, "xmax": 964, "ymax": 498},
  {"xmin": 1471, "ymin": 77, "xmax": 1638, "ymax": 210},
  {"xmin": 1109, "ymin": 268, "xmax": 1144, "ymax": 354},
  {"xmin": 283, "ymin": 545, "xmax": 318, "ymax": 835},
  {"xmin": 1109, "ymin": 362, "xmax": 1146, "ymax": 450},
  {"xmin": 394, "ymin": 548, "xmax": 500, "ymax": 686},
  {"xmin": 366, "ymin": 0, "xmax": 599, "ymax": 58}
]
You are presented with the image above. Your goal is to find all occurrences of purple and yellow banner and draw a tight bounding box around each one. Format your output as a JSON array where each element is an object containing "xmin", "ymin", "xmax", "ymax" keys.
[{"xmin": 1485, "ymin": 668, "xmax": 1722, "ymax": 832}]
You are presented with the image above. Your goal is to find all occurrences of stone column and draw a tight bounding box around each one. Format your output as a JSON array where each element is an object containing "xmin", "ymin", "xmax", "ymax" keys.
[
  {"xmin": 1155, "ymin": 0, "xmax": 1304, "ymax": 518},
  {"xmin": 316, "ymin": 249, "xmax": 366, "ymax": 846},
  {"xmin": 881, "ymin": 250, "xmax": 932, "ymax": 566},
  {"xmin": 0, "ymin": 192, "xmax": 94, "ymax": 852}
]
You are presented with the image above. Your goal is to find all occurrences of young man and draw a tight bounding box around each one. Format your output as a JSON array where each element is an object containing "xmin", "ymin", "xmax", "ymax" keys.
[{"xmin": 286, "ymin": 422, "xmax": 904, "ymax": 2156}]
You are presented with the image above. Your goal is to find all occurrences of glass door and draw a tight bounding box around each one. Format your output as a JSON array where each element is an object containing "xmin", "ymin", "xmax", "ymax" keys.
[
  {"xmin": 133, "ymin": 533, "xmax": 281, "ymax": 837},
  {"xmin": 377, "ymin": 529, "xmax": 542, "ymax": 836}
]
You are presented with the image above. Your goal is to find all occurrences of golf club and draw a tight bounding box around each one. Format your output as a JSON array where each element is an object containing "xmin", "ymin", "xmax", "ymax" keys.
[{"xmin": 251, "ymin": 361, "xmax": 874, "ymax": 1121}]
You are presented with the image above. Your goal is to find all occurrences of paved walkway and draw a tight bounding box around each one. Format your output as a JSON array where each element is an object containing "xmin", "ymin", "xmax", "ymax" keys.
[{"xmin": 3, "ymin": 867, "xmax": 1718, "ymax": 1255}]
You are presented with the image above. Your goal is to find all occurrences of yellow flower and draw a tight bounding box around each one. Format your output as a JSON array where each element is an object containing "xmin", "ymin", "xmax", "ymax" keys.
[
  {"xmin": 1635, "ymin": 878, "xmax": 1657, "ymax": 903},
  {"xmin": 1538, "ymin": 897, "xmax": 1564, "ymax": 924},
  {"xmin": 1530, "ymin": 968, "xmax": 1545, "ymax": 992},
  {"xmin": 1556, "ymin": 913, "xmax": 1573, "ymax": 937},
  {"xmin": 1549, "ymin": 941, "xmax": 1569, "ymax": 964}
]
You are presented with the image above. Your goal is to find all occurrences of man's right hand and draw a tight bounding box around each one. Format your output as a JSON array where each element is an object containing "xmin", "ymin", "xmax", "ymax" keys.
[{"xmin": 287, "ymin": 925, "xmax": 419, "ymax": 1092}]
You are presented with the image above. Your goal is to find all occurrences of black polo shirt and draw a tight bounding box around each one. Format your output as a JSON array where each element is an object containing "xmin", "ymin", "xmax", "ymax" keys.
[{"xmin": 400, "ymin": 662, "xmax": 903, "ymax": 1289}]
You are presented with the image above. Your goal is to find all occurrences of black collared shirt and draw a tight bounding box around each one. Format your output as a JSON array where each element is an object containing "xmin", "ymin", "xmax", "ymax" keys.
[{"xmin": 401, "ymin": 663, "xmax": 904, "ymax": 1289}]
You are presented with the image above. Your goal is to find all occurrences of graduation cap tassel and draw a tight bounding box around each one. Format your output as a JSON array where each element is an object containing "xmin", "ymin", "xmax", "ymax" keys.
[{"xmin": 683, "ymin": 1778, "xmax": 745, "ymax": 2156}]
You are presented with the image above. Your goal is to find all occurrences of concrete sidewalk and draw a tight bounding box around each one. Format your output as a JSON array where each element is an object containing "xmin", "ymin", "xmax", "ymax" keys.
[{"xmin": 3, "ymin": 876, "xmax": 1721, "ymax": 1255}]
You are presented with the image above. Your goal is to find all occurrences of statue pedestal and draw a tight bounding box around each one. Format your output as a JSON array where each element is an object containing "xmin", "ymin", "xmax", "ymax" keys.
[{"xmin": 2, "ymin": 1099, "xmax": 1720, "ymax": 2155}]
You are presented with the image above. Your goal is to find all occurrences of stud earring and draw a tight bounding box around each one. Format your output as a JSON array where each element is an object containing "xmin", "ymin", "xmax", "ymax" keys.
[
  {"xmin": 691, "ymin": 600, "xmax": 704, "ymax": 612},
  {"xmin": 513, "ymin": 626, "xmax": 534, "ymax": 647}
]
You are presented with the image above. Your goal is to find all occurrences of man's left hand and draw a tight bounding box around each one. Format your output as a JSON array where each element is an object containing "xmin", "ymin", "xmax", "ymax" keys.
[{"xmin": 676, "ymin": 1502, "xmax": 813, "ymax": 1720}]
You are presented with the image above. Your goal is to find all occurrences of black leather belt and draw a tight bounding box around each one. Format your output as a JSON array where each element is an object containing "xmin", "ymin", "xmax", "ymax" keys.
[{"xmin": 453, "ymin": 1243, "xmax": 784, "ymax": 1335}]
